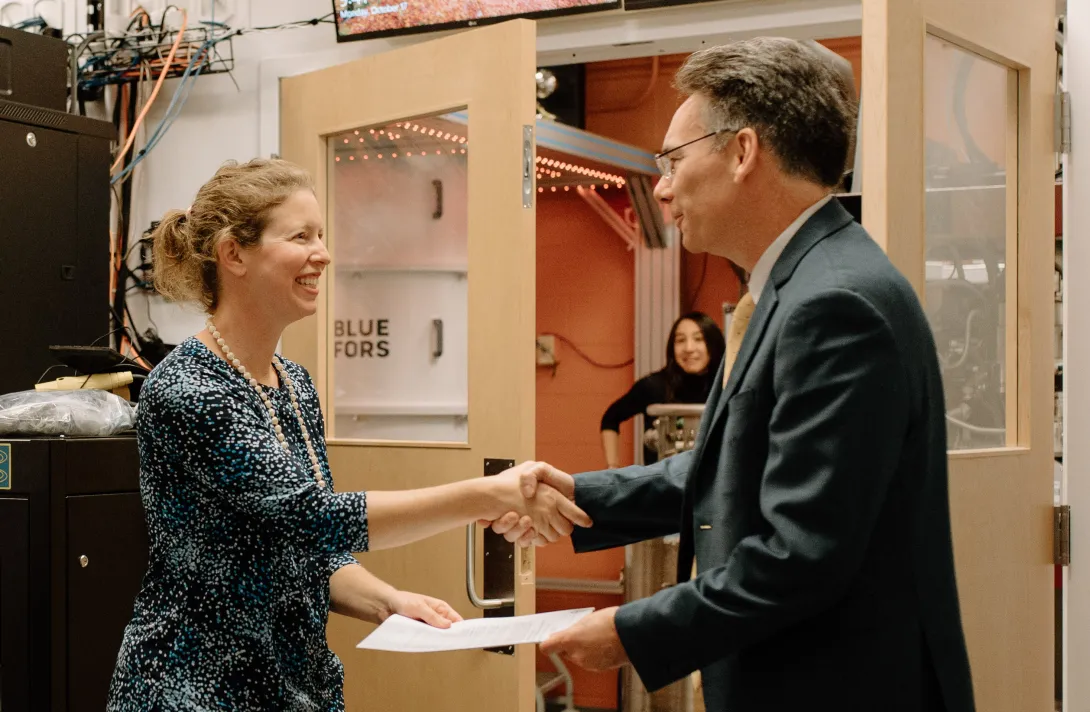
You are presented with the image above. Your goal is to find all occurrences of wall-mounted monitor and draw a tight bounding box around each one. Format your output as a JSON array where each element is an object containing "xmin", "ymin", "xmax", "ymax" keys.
[
  {"xmin": 333, "ymin": 0, "xmax": 621, "ymax": 42},
  {"xmin": 623, "ymin": 0, "xmax": 718, "ymax": 9}
]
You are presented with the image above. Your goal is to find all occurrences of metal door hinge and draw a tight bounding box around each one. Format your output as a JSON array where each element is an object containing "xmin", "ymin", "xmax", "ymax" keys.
[
  {"xmin": 1055, "ymin": 504, "xmax": 1071, "ymax": 566},
  {"xmin": 522, "ymin": 125, "xmax": 534, "ymax": 208},
  {"xmin": 1056, "ymin": 92, "xmax": 1072, "ymax": 154}
]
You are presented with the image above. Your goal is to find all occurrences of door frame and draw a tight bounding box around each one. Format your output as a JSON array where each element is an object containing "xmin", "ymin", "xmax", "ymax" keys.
[
  {"xmin": 1062, "ymin": 1, "xmax": 1088, "ymax": 709},
  {"xmin": 861, "ymin": 1, "xmax": 1056, "ymax": 710}
]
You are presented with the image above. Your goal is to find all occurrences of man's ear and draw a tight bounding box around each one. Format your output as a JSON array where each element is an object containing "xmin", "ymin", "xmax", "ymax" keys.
[
  {"xmin": 732, "ymin": 128, "xmax": 761, "ymax": 184},
  {"xmin": 216, "ymin": 236, "xmax": 247, "ymax": 278}
]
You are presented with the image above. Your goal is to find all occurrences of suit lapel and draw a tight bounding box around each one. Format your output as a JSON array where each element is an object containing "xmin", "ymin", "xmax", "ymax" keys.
[
  {"xmin": 678, "ymin": 293, "xmax": 777, "ymax": 581},
  {"xmin": 696, "ymin": 199, "xmax": 854, "ymax": 468},
  {"xmin": 685, "ymin": 355, "xmax": 728, "ymax": 477},
  {"xmin": 705, "ymin": 287, "xmax": 779, "ymax": 434},
  {"xmin": 723, "ymin": 287, "xmax": 778, "ymax": 401},
  {"xmin": 677, "ymin": 198, "xmax": 856, "ymax": 580}
]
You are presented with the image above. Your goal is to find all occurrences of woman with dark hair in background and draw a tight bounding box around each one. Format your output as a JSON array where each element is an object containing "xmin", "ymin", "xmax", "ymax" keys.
[{"xmin": 600, "ymin": 312, "xmax": 726, "ymax": 468}]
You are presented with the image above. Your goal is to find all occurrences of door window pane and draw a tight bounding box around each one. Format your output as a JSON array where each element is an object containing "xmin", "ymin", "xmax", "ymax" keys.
[
  {"xmin": 924, "ymin": 35, "xmax": 1017, "ymax": 450},
  {"xmin": 328, "ymin": 113, "xmax": 469, "ymax": 443}
]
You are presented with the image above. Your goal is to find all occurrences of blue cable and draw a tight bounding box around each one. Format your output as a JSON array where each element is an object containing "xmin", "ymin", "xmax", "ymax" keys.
[
  {"xmin": 13, "ymin": 16, "xmax": 46, "ymax": 29},
  {"xmin": 110, "ymin": 36, "xmax": 224, "ymax": 185}
]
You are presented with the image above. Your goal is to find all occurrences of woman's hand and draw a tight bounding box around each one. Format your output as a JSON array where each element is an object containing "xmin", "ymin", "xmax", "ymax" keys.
[
  {"xmin": 384, "ymin": 590, "xmax": 464, "ymax": 629},
  {"xmin": 330, "ymin": 564, "xmax": 462, "ymax": 627}
]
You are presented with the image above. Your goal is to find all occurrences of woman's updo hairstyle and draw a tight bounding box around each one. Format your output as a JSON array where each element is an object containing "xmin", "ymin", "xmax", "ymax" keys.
[{"xmin": 151, "ymin": 158, "xmax": 314, "ymax": 311}]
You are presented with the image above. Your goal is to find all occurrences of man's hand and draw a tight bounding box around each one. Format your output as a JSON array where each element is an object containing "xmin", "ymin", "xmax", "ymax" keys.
[
  {"xmin": 541, "ymin": 607, "xmax": 629, "ymax": 671},
  {"xmin": 384, "ymin": 590, "xmax": 464, "ymax": 629},
  {"xmin": 481, "ymin": 462, "xmax": 584, "ymax": 547}
]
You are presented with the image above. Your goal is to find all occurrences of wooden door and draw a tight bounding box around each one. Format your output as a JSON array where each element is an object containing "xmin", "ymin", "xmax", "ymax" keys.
[
  {"xmin": 279, "ymin": 20, "xmax": 538, "ymax": 712},
  {"xmin": 861, "ymin": 1, "xmax": 1056, "ymax": 710}
]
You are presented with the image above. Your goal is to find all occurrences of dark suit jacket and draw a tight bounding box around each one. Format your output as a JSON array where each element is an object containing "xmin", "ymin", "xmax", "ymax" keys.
[{"xmin": 571, "ymin": 200, "xmax": 975, "ymax": 712}]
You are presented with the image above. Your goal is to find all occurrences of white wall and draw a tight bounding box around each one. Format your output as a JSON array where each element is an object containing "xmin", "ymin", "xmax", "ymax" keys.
[
  {"xmin": 121, "ymin": 0, "xmax": 399, "ymax": 345},
  {"xmin": 98, "ymin": 0, "xmax": 860, "ymax": 346}
]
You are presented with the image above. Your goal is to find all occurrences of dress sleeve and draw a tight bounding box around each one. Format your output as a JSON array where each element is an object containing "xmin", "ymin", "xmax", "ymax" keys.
[
  {"xmin": 327, "ymin": 551, "xmax": 360, "ymax": 578},
  {"xmin": 600, "ymin": 374, "xmax": 664, "ymax": 432},
  {"xmin": 158, "ymin": 371, "xmax": 370, "ymax": 555},
  {"xmin": 290, "ymin": 367, "xmax": 364, "ymax": 576}
]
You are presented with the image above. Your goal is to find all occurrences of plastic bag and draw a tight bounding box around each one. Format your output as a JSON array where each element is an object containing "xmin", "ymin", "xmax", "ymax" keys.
[{"xmin": 0, "ymin": 389, "xmax": 136, "ymax": 437}]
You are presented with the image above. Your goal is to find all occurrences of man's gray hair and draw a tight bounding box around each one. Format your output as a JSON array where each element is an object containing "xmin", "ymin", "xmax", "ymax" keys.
[{"xmin": 675, "ymin": 37, "xmax": 858, "ymax": 188}]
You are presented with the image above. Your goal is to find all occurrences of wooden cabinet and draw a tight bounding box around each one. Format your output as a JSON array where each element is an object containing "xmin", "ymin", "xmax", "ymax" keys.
[{"xmin": 0, "ymin": 437, "xmax": 147, "ymax": 712}]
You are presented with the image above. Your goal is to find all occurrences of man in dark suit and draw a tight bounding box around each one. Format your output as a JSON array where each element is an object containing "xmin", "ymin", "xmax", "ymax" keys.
[{"xmin": 489, "ymin": 37, "xmax": 976, "ymax": 712}]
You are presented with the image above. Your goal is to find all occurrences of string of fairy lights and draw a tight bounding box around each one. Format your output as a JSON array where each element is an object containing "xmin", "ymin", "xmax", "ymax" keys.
[
  {"xmin": 333, "ymin": 122, "xmax": 468, "ymax": 162},
  {"xmin": 535, "ymin": 156, "xmax": 626, "ymax": 190},
  {"xmin": 331, "ymin": 121, "xmax": 628, "ymax": 191}
]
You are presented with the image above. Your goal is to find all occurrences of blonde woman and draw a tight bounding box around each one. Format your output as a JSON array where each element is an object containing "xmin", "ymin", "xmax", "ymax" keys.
[{"xmin": 107, "ymin": 158, "xmax": 588, "ymax": 711}]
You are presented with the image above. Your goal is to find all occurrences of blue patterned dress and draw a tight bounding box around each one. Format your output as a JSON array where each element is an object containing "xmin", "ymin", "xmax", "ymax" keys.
[{"xmin": 107, "ymin": 337, "xmax": 369, "ymax": 711}]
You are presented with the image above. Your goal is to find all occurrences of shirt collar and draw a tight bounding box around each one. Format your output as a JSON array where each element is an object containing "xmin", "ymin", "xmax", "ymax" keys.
[{"xmin": 748, "ymin": 195, "xmax": 833, "ymax": 304}]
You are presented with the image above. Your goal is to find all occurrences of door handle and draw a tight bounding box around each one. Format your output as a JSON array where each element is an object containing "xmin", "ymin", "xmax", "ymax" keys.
[
  {"xmin": 432, "ymin": 179, "xmax": 443, "ymax": 219},
  {"xmin": 432, "ymin": 318, "xmax": 443, "ymax": 359},
  {"xmin": 466, "ymin": 523, "xmax": 515, "ymax": 609}
]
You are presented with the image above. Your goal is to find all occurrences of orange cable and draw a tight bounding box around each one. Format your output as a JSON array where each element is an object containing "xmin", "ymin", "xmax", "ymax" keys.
[
  {"xmin": 120, "ymin": 323, "xmax": 153, "ymax": 369},
  {"xmin": 118, "ymin": 83, "xmax": 129, "ymax": 159},
  {"xmin": 111, "ymin": 82, "xmax": 130, "ymax": 303},
  {"xmin": 113, "ymin": 86, "xmax": 126, "ymax": 278},
  {"xmin": 110, "ymin": 9, "xmax": 188, "ymax": 172}
]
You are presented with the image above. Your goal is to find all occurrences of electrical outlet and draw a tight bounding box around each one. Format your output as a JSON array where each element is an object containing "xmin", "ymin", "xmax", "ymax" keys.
[{"xmin": 536, "ymin": 335, "xmax": 556, "ymax": 366}]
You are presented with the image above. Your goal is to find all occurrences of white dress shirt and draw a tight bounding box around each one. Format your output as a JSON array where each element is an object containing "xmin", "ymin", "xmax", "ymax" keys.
[{"xmin": 747, "ymin": 195, "xmax": 833, "ymax": 304}]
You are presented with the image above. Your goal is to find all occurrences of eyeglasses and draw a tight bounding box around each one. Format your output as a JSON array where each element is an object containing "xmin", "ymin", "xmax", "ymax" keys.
[{"xmin": 654, "ymin": 128, "xmax": 738, "ymax": 179}]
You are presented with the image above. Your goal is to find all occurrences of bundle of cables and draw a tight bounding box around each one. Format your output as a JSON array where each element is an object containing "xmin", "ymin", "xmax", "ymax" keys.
[{"xmin": 65, "ymin": 8, "xmax": 334, "ymax": 367}]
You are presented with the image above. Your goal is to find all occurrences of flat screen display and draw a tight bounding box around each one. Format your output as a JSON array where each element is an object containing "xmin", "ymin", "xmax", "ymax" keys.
[
  {"xmin": 333, "ymin": 0, "xmax": 620, "ymax": 41},
  {"xmin": 623, "ymin": 0, "xmax": 719, "ymax": 9}
]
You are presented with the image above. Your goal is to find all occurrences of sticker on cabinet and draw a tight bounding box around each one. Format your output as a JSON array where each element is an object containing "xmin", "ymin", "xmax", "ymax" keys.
[{"xmin": 0, "ymin": 443, "xmax": 10, "ymax": 490}]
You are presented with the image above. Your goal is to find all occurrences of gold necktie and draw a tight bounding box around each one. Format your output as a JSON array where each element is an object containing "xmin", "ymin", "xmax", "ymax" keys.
[{"xmin": 723, "ymin": 291, "xmax": 756, "ymax": 387}]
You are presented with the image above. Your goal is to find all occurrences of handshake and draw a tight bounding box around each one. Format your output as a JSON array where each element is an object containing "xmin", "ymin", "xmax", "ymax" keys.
[
  {"xmin": 478, "ymin": 461, "xmax": 591, "ymax": 547},
  {"xmin": 477, "ymin": 461, "xmax": 628, "ymax": 670}
]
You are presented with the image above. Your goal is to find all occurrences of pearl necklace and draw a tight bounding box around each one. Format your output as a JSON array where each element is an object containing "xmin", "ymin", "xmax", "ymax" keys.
[{"xmin": 206, "ymin": 318, "xmax": 326, "ymax": 489}]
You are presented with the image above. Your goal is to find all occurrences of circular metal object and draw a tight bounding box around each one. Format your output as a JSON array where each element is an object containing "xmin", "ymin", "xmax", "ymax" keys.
[{"xmin": 535, "ymin": 69, "xmax": 557, "ymax": 100}]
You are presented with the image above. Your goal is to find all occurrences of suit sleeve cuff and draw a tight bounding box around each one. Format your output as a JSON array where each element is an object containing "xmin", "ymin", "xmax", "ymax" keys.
[
  {"xmin": 615, "ymin": 596, "xmax": 699, "ymax": 691},
  {"xmin": 570, "ymin": 479, "xmax": 598, "ymax": 552}
]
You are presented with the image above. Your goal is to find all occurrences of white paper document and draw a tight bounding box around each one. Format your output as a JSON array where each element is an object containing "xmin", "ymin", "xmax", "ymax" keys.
[{"xmin": 357, "ymin": 608, "xmax": 594, "ymax": 653}]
